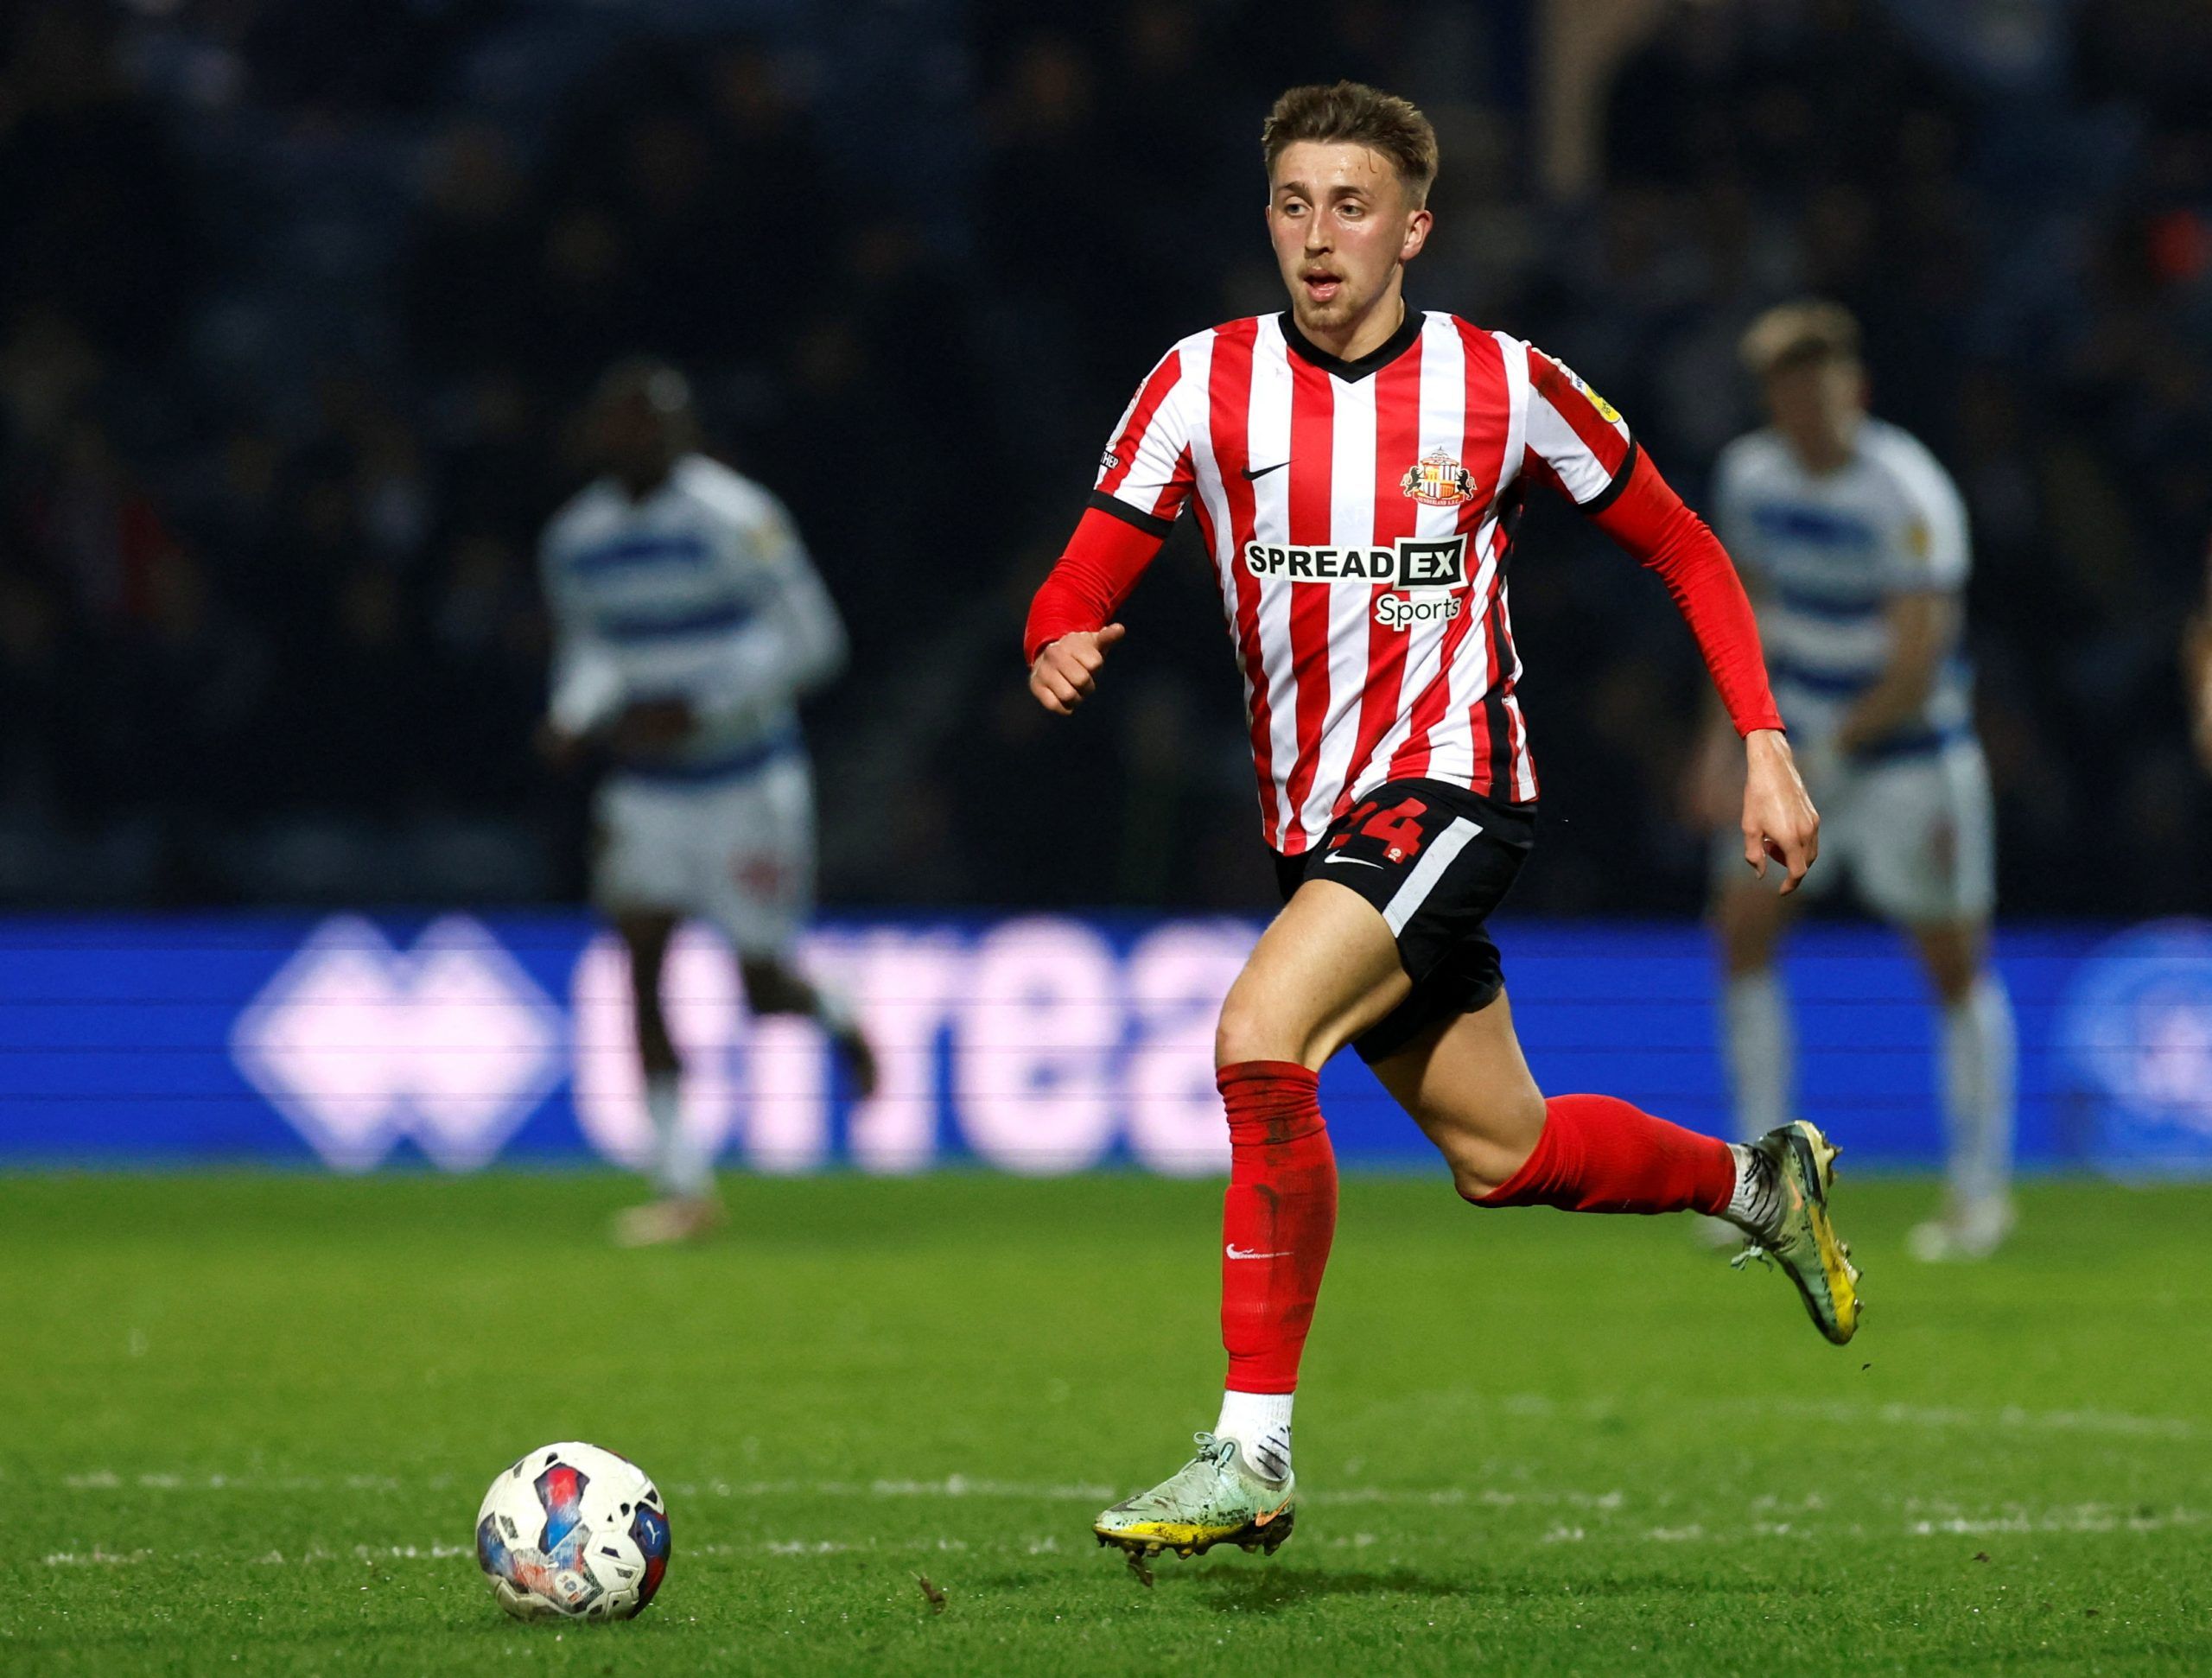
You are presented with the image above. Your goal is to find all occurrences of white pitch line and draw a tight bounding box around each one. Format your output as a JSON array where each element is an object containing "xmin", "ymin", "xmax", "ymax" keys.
[
  {"xmin": 1402, "ymin": 1393, "xmax": 2204, "ymax": 1443},
  {"xmin": 59, "ymin": 1470, "xmax": 430, "ymax": 1493},
  {"xmin": 48, "ymin": 1469, "xmax": 1634, "ymax": 1510},
  {"xmin": 48, "ymin": 1464, "xmax": 2202, "ymax": 1519},
  {"xmin": 1907, "ymin": 1505, "xmax": 2209, "ymax": 1537},
  {"xmin": 44, "ymin": 1504, "xmax": 2207, "ymax": 1570},
  {"xmin": 36, "ymin": 1389, "xmax": 2206, "ymax": 1517},
  {"xmin": 1761, "ymin": 1398, "xmax": 2201, "ymax": 1442}
]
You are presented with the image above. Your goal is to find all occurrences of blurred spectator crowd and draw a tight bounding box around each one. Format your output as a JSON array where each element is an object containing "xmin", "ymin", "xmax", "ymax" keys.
[{"xmin": 1, "ymin": 0, "xmax": 2207, "ymax": 917}]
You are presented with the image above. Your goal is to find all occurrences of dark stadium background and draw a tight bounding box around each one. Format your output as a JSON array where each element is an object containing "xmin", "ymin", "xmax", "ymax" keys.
[
  {"xmin": 4, "ymin": 0, "xmax": 2208, "ymax": 920},
  {"xmin": 11, "ymin": 9, "xmax": 2212, "ymax": 1669}
]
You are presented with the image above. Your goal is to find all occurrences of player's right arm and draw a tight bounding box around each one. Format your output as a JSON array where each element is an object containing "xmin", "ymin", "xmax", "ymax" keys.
[
  {"xmin": 1024, "ymin": 346, "xmax": 1197, "ymax": 714},
  {"xmin": 1519, "ymin": 346, "xmax": 1815, "ymax": 890},
  {"xmin": 537, "ymin": 512, "xmax": 626, "ymax": 765}
]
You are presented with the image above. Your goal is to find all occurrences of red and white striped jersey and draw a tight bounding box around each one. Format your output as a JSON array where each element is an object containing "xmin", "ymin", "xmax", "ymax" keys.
[{"xmin": 1090, "ymin": 308, "xmax": 1637, "ymax": 855}]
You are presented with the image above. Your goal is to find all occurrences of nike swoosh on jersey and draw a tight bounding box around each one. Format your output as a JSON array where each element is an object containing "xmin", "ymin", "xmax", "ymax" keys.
[
  {"xmin": 1242, "ymin": 461, "xmax": 1287, "ymax": 481},
  {"xmin": 1225, "ymin": 1243, "xmax": 1294, "ymax": 1260},
  {"xmin": 1323, "ymin": 854, "xmax": 1384, "ymax": 868}
]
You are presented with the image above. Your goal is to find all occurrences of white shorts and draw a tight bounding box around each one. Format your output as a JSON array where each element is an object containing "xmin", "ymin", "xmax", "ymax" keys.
[
  {"xmin": 1713, "ymin": 737, "xmax": 1995, "ymax": 925},
  {"xmin": 593, "ymin": 755, "xmax": 815, "ymax": 955}
]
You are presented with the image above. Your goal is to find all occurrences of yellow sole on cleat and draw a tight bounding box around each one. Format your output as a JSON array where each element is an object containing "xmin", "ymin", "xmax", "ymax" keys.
[
  {"xmin": 1793, "ymin": 1123, "xmax": 1861, "ymax": 1344},
  {"xmin": 1092, "ymin": 1503, "xmax": 1295, "ymax": 1561},
  {"xmin": 1806, "ymin": 1213, "xmax": 1860, "ymax": 1343}
]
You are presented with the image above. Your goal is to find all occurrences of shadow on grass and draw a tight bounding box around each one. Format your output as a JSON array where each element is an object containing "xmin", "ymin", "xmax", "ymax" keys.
[
  {"xmin": 1190, "ymin": 1562, "xmax": 1789, "ymax": 1617},
  {"xmin": 967, "ymin": 1560, "xmax": 1470, "ymax": 1613},
  {"xmin": 1191, "ymin": 1565, "xmax": 1468, "ymax": 1614}
]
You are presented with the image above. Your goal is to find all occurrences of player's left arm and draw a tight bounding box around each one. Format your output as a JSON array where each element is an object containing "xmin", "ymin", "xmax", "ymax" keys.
[
  {"xmin": 1522, "ymin": 345, "xmax": 1816, "ymax": 889},
  {"xmin": 1834, "ymin": 449, "xmax": 1969, "ymax": 755},
  {"xmin": 1681, "ymin": 442, "xmax": 1770, "ymax": 832},
  {"xmin": 1832, "ymin": 591, "xmax": 1959, "ymax": 755},
  {"xmin": 691, "ymin": 497, "xmax": 851, "ymax": 729}
]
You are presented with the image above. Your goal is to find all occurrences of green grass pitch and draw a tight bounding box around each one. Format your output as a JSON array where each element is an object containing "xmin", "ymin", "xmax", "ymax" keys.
[{"xmin": 5, "ymin": 1170, "xmax": 2209, "ymax": 1675}]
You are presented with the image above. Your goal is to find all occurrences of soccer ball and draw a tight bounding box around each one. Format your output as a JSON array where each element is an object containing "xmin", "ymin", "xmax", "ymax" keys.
[{"xmin": 474, "ymin": 1441, "xmax": 671, "ymax": 1620}]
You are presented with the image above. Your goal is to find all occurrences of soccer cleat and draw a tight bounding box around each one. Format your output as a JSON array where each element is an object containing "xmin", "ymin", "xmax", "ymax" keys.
[
  {"xmin": 1730, "ymin": 1121, "xmax": 1862, "ymax": 1344},
  {"xmin": 611, "ymin": 1195, "xmax": 725, "ymax": 1248},
  {"xmin": 1909, "ymin": 1196, "xmax": 2015, "ymax": 1262},
  {"xmin": 1092, "ymin": 1433, "xmax": 1295, "ymax": 1575}
]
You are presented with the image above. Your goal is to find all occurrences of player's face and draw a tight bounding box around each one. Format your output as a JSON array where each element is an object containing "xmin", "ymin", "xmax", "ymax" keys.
[
  {"xmin": 594, "ymin": 390, "xmax": 682, "ymax": 486},
  {"xmin": 1763, "ymin": 359, "xmax": 1867, "ymax": 464},
  {"xmin": 1267, "ymin": 142, "xmax": 1431, "ymax": 343}
]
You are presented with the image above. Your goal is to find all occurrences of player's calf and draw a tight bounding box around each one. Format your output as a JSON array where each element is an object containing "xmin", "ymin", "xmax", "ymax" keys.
[
  {"xmin": 738, "ymin": 955, "xmax": 880, "ymax": 1099},
  {"xmin": 1469, "ymin": 1092, "xmax": 1736, "ymax": 1215},
  {"xmin": 1378, "ymin": 1018, "xmax": 1732, "ymax": 1218}
]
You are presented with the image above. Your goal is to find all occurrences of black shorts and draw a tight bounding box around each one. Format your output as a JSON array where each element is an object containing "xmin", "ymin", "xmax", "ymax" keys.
[{"xmin": 1272, "ymin": 779, "xmax": 1535, "ymax": 1064}]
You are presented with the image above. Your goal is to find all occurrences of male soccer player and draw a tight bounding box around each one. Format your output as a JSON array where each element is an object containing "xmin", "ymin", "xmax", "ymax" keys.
[
  {"xmin": 1023, "ymin": 82, "xmax": 1856, "ymax": 1572},
  {"xmin": 1694, "ymin": 303, "xmax": 2013, "ymax": 1262},
  {"xmin": 540, "ymin": 360, "xmax": 874, "ymax": 1245}
]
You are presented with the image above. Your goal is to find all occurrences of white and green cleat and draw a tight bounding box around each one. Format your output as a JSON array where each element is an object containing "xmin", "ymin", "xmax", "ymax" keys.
[
  {"xmin": 1093, "ymin": 1433, "xmax": 1294, "ymax": 1582},
  {"xmin": 1732, "ymin": 1120, "xmax": 1863, "ymax": 1345}
]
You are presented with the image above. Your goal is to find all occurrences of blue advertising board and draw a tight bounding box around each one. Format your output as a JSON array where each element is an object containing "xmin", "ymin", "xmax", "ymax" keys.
[{"xmin": 0, "ymin": 912, "xmax": 2205, "ymax": 1174}]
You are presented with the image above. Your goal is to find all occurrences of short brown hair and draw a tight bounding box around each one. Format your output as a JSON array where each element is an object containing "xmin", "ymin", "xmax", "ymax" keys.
[
  {"xmin": 1262, "ymin": 81, "xmax": 1438, "ymax": 203},
  {"xmin": 1740, "ymin": 300, "xmax": 1861, "ymax": 377}
]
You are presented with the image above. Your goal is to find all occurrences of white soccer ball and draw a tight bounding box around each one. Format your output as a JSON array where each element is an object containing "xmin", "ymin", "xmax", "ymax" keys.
[{"xmin": 474, "ymin": 1441, "xmax": 671, "ymax": 1620}]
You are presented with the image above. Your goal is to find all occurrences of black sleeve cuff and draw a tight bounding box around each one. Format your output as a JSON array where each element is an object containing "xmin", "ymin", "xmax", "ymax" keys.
[
  {"xmin": 1088, "ymin": 489, "xmax": 1176, "ymax": 539},
  {"xmin": 1579, "ymin": 436, "xmax": 1639, "ymax": 517}
]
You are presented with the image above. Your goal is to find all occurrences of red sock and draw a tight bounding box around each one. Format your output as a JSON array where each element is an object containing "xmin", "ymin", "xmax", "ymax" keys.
[
  {"xmin": 1217, "ymin": 1061, "xmax": 1338, "ymax": 1395},
  {"xmin": 1476, "ymin": 1093, "xmax": 1734, "ymax": 1216}
]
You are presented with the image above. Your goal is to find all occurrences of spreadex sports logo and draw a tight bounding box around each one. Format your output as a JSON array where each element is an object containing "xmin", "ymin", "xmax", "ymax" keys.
[
  {"xmin": 1243, "ymin": 533, "xmax": 1470, "ymax": 631},
  {"xmin": 1243, "ymin": 533, "xmax": 1465, "ymax": 587}
]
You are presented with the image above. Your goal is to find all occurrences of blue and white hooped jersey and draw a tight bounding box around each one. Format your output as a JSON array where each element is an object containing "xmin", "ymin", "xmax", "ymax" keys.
[
  {"xmin": 539, "ymin": 455, "xmax": 847, "ymax": 783},
  {"xmin": 1713, "ymin": 418, "xmax": 1973, "ymax": 757}
]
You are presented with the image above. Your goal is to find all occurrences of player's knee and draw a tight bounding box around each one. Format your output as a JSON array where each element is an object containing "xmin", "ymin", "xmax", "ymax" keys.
[
  {"xmin": 739, "ymin": 957, "xmax": 811, "ymax": 1016},
  {"xmin": 1722, "ymin": 946, "xmax": 1774, "ymax": 982},
  {"xmin": 634, "ymin": 1025, "xmax": 681, "ymax": 1077},
  {"xmin": 1213, "ymin": 980, "xmax": 1313, "ymax": 1068},
  {"xmin": 1919, "ymin": 939, "xmax": 1982, "ymax": 1005},
  {"xmin": 1214, "ymin": 997, "xmax": 1281, "ymax": 1069},
  {"xmin": 1715, "ymin": 901, "xmax": 1778, "ymax": 977}
]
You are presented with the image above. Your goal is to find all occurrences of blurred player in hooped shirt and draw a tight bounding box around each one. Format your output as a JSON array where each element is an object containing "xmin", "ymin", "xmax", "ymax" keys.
[
  {"xmin": 1024, "ymin": 80, "xmax": 1853, "ymax": 1573},
  {"xmin": 538, "ymin": 361, "xmax": 875, "ymax": 1246},
  {"xmin": 1692, "ymin": 302, "xmax": 2015, "ymax": 1262}
]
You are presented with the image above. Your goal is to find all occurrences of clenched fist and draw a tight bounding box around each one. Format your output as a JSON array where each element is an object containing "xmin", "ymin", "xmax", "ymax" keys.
[{"xmin": 1029, "ymin": 624, "xmax": 1127, "ymax": 715}]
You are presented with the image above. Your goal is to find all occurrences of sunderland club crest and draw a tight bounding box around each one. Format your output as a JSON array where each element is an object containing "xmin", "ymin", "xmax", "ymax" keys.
[{"xmin": 1400, "ymin": 448, "xmax": 1475, "ymax": 506}]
